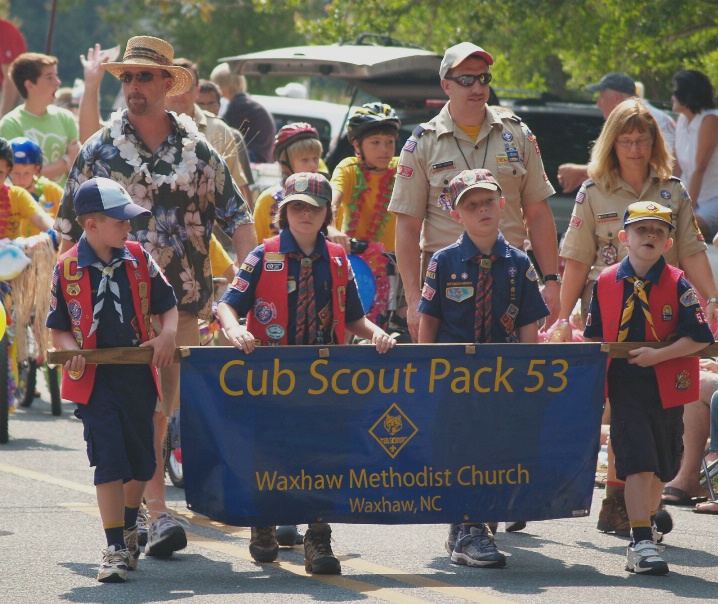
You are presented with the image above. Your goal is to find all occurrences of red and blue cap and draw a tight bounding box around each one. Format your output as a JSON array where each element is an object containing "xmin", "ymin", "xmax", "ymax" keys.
[
  {"xmin": 280, "ymin": 172, "xmax": 332, "ymax": 207},
  {"xmin": 74, "ymin": 177, "xmax": 151, "ymax": 219},
  {"xmin": 449, "ymin": 169, "xmax": 502, "ymax": 208}
]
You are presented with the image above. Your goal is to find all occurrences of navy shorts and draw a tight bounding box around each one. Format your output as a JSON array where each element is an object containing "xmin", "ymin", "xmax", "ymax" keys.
[
  {"xmin": 607, "ymin": 367, "xmax": 684, "ymax": 483},
  {"xmin": 74, "ymin": 365, "xmax": 157, "ymax": 486}
]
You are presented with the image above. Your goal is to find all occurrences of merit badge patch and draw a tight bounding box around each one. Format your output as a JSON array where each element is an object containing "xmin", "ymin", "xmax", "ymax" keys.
[
  {"xmin": 253, "ymin": 299, "xmax": 276, "ymax": 324},
  {"xmin": 675, "ymin": 370, "xmax": 691, "ymax": 391},
  {"xmin": 446, "ymin": 286, "xmax": 474, "ymax": 302},
  {"xmin": 421, "ymin": 284, "xmax": 436, "ymax": 301},
  {"xmin": 397, "ymin": 164, "xmax": 414, "ymax": 178},
  {"xmin": 661, "ymin": 304, "xmax": 673, "ymax": 322},
  {"xmin": 266, "ymin": 324, "xmax": 285, "ymax": 340},
  {"xmin": 680, "ymin": 288, "xmax": 700, "ymax": 307}
]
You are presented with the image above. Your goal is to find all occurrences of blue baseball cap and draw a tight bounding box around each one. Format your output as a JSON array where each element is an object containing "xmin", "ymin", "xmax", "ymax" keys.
[{"xmin": 74, "ymin": 177, "xmax": 151, "ymax": 219}]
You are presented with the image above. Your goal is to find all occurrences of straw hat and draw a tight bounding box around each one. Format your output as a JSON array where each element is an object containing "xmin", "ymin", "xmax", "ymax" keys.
[{"xmin": 104, "ymin": 35, "xmax": 193, "ymax": 96}]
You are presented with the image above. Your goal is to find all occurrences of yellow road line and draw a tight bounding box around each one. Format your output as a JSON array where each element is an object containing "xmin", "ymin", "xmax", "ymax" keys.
[{"xmin": 1, "ymin": 462, "xmax": 516, "ymax": 604}]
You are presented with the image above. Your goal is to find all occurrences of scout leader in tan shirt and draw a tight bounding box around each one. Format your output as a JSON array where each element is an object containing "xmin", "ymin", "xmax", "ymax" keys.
[{"xmin": 388, "ymin": 42, "xmax": 559, "ymax": 340}]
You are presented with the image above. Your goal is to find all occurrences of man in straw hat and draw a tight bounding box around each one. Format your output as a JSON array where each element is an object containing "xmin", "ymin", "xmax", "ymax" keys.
[{"xmin": 56, "ymin": 35, "xmax": 257, "ymax": 559}]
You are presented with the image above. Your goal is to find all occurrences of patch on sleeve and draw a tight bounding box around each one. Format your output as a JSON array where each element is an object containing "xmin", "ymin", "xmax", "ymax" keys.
[
  {"xmin": 695, "ymin": 308, "xmax": 707, "ymax": 324},
  {"xmin": 575, "ymin": 189, "xmax": 586, "ymax": 204},
  {"xmin": 679, "ymin": 288, "xmax": 700, "ymax": 307},
  {"xmin": 231, "ymin": 276, "xmax": 249, "ymax": 292},
  {"xmin": 402, "ymin": 139, "xmax": 417, "ymax": 153},
  {"xmin": 421, "ymin": 284, "xmax": 436, "ymax": 301},
  {"xmin": 526, "ymin": 264, "xmax": 539, "ymax": 282},
  {"xmin": 397, "ymin": 164, "xmax": 414, "ymax": 178},
  {"xmin": 569, "ymin": 215, "xmax": 583, "ymax": 229},
  {"xmin": 244, "ymin": 253, "xmax": 260, "ymax": 266}
]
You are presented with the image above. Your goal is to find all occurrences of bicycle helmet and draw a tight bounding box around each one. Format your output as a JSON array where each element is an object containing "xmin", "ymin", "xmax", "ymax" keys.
[
  {"xmin": 0, "ymin": 137, "xmax": 13, "ymax": 169},
  {"xmin": 273, "ymin": 122, "xmax": 320, "ymax": 163},
  {"xmin": 346, "ymin": 103, "xmax": 400, "ymax": 143},
  {"xmin": 10, "ymin": 137, "xmax": 43, "ymax": 167}
]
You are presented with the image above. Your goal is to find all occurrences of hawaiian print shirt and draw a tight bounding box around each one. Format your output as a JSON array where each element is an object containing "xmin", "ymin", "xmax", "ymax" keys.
[{"xmin": 56, "ymin": 110, "xmax": 252, "ymax": 321}]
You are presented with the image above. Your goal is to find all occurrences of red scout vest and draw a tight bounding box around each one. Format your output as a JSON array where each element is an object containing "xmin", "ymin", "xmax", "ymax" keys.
[
  {"xmin": 57, "ymin": 241, "xmax": 159, "ymax": 404},
  {"xmin": 246, "ymin": 235, "xmax": 349, "ymax": 346},
  {"xmin": 597, "ymin": 263, "xmax": 699, "ymax": 408}
]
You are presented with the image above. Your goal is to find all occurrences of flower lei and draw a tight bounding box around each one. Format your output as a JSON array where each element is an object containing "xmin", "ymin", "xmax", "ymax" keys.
[
  {"xmin": 343, "ymin": 158, "xmax": 397, "ymax": 243},
  {"xmin": 342, "ymin": 159, "xmax": 398, "ymax": 326},
  {"xmin": 109, "ymin": 109, "xmax": 200, "ymax": 191},
  {"xmin": 0, "ymin": 185, "xmax": 11, "ymax": 239}
]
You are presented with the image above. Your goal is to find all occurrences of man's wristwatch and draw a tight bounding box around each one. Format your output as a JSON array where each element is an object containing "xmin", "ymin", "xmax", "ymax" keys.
[{"xmin": 543, "ymin": 273, "xmax": 562, "ymax": 285}]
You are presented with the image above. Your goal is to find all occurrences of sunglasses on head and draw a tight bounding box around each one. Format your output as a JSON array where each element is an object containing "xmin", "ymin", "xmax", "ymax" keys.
[
  {"xmin": 119, "ymin": 71, "xmax": 162, "ymax": 84},
  {"xmin": 445, "ymin": 73, "xmax": 493, "ymax": 87}
]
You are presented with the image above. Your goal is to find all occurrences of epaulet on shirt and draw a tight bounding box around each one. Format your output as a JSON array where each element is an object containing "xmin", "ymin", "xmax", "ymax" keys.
[
  {"xmin": 492, "ymin": 106, "xmax": 521, "ymax": 123},
  {"xmin": 582, "ymin": 179, "xmax": 595, "ymax": 188},
  {"xmin": 668, "ymin": 175, "xmax": 682, "ymax": 183},
  {"xmin": 411, "ymin": 125, "xmax": 427, "ymax": 139}
]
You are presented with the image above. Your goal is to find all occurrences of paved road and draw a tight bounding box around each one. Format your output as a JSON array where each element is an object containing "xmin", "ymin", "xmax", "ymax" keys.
[{"xmin": 1, "ymin": 383, "xmax": 717, "ymax": 604}]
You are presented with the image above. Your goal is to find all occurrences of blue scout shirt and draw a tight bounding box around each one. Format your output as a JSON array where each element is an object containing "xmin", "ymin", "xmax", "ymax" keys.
[
  {"xmin": 417, "ymin": 230, "xmax": 549, "ymax": 343},
  {"xmin": 220, "ymin": 229, "xmax": 366, "ymax": 345},
  {"xmin": 584, "ymin": 255, "xmax": 713, "ymax": 378},
  {"xmin": 47, "ymin": 234, "xmax": 177, "ymax": 349}
]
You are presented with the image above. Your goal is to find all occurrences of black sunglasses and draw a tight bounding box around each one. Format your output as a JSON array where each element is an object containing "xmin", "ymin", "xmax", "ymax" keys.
[
  {"xmin": 444, "ymin": 73, "xmax": 493, "ymax": 87},
  {"xmin": 119, "ymin": 71, "xmax": 161, "ymax": 84}
]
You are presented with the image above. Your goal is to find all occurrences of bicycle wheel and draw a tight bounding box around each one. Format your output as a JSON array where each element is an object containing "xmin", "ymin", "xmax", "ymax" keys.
[
  {"xmin": 48, "ymin": 366, "xmax": 62, "ymax": 416},
  {"xmin": 19, "ymin": 358, "xmax": 37, "ymax": 407},
  {"xmin": 164, "ymin": 431, "xmax": 184, "ymax": 488},
  {"xmin": 1, "ymin": 333, "xmax": 9, "ymax": 444}
]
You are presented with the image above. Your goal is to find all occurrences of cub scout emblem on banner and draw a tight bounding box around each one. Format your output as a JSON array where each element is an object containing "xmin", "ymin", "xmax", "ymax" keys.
[
  {"xmin": 446, "ymin": 287, "xmax": 474, "ymax": 302},
  {"xmin": 369, "ymin": 403, "xmax": 419, "ymax": 459}
]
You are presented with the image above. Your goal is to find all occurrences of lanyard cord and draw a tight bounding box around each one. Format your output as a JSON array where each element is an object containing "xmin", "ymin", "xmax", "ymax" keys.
[{"xmin": 454, "ymin": 128, "xmax": 491, "ymax": 170}]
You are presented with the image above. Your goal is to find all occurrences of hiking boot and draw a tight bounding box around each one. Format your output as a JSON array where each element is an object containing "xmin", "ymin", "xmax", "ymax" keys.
[
  {"xmin": 451, "ymin": 524, "xmax": 507, "ymax": 568},
  {"xmin": 445, "ymin": 523, "xmax": 462, "ymax": 555},
  {"xmin": 625, "ymin": 540, "xmax": 669, "ymax": 575},
  {"xmin": 276, "ymin": 525, "xmax": 304, "ymax": 547},
  {"xmin": 146, "ymin": 512, "xmax": 187, "ymax": 557},
  {"xmin": 123, "ymin": 526, "xmax": 140, "ymax": 570},
  {"xmin": 97, "ymin": 544, "xmax": 129, "ymax": 583},
  {"xmin": 137, "ymin": 503, "xmax": 150, "ymax": 547},
  {"xmin": 596, "ymin": 490, "xmax": 630, "ymax": 536},
  {"xmin": 249, "ymin": 526, "xmax": 278, "ymax": 562},
  {"xmin": 303, "ymin": 524, "xmax": 341, "ymax": 574},
  {"xmin": 505, "ymin": 521, "xmax": 527, "ymax": 532}
]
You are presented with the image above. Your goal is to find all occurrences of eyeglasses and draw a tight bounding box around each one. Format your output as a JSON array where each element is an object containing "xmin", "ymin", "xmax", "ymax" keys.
[
  {"xmin": 615, "ymin": 137, "xmax": 653, "ymax": 148},
  {"xmin": 119, "ymin": 71, "xmax": 163, "ymax": 84},
  {"xmin": 197, "ymin": 100, "xmax": 220, "ymax": 110},
  {"xmin": 444, "ymin": 73, "xmax": 493, "ymax": 87}
]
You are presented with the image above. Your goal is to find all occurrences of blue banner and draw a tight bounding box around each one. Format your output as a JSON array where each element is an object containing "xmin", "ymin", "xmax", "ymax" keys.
[{"xmin": 180, "ymin": 343, "xmax": 607, "ymax": 526}]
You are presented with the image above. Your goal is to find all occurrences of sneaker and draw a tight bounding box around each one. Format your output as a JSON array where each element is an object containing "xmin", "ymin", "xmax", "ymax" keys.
[
  {"xmin": 597, "ymin": 490, "xmax": 630, "ymax": 536},
  {"xmin": 451, "ymin": 525, "xmax": 507, "ymax": 568},
  {"xmin": 276, "ymin": 525, "xmax": 304, "ymax": 547},
  {"xmin": 124, "ymin": 525, "xmax": 140, "ymax": 570},
  {"xmin": 625, "ymin": 540, "xmax": 669, "ymax": 575},
  {"xmin": 505, "ymin": 521, "xmax": 527, "ymax": 532},
  {"xmin": 445, "ymin": 523, "xmax": 462, "ymax": 554},
  {"xmin": 146, "ymin": 512, "xmax": 187, "ymax": 557},
  {"xmin": 97, "ymin": 544, "xmax": 129, "ymax": 583},
  {"xmin": 249, "ymin": 526, "xmax": 278, "ymax": 562},
  {"xmin": 137, "ymin": 504, "xmax": 150, "ymax": 547},
  {"xmin": 303, "ymin": 525, "xmax": 341, "ymax": 574}
]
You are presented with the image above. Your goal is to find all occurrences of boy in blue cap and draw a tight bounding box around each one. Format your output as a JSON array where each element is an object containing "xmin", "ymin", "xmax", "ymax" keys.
[
  {"xmin": 585, "ymin": 201, "xmax": 713, "ymax": 575},
  {"xmin": 417, "ymin": 168, "xmax": 549, "ymax": 568},
  {"xmin": 47, "ymin": 177, "xmax": 178, "ymax": 583}
]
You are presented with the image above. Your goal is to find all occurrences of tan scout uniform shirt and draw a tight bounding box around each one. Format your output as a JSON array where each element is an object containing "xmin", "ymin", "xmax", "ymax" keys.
[
  {"xmin": 388, "ymin": 103, "xmax": 555, "ymax": 253},
  {"xmin": 560, "ymin": 172, "xmax": 706, "ymax": 282},
  {"xmin": 194, "ymin": 104, "xmax": 248, "ymax": 188}
]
